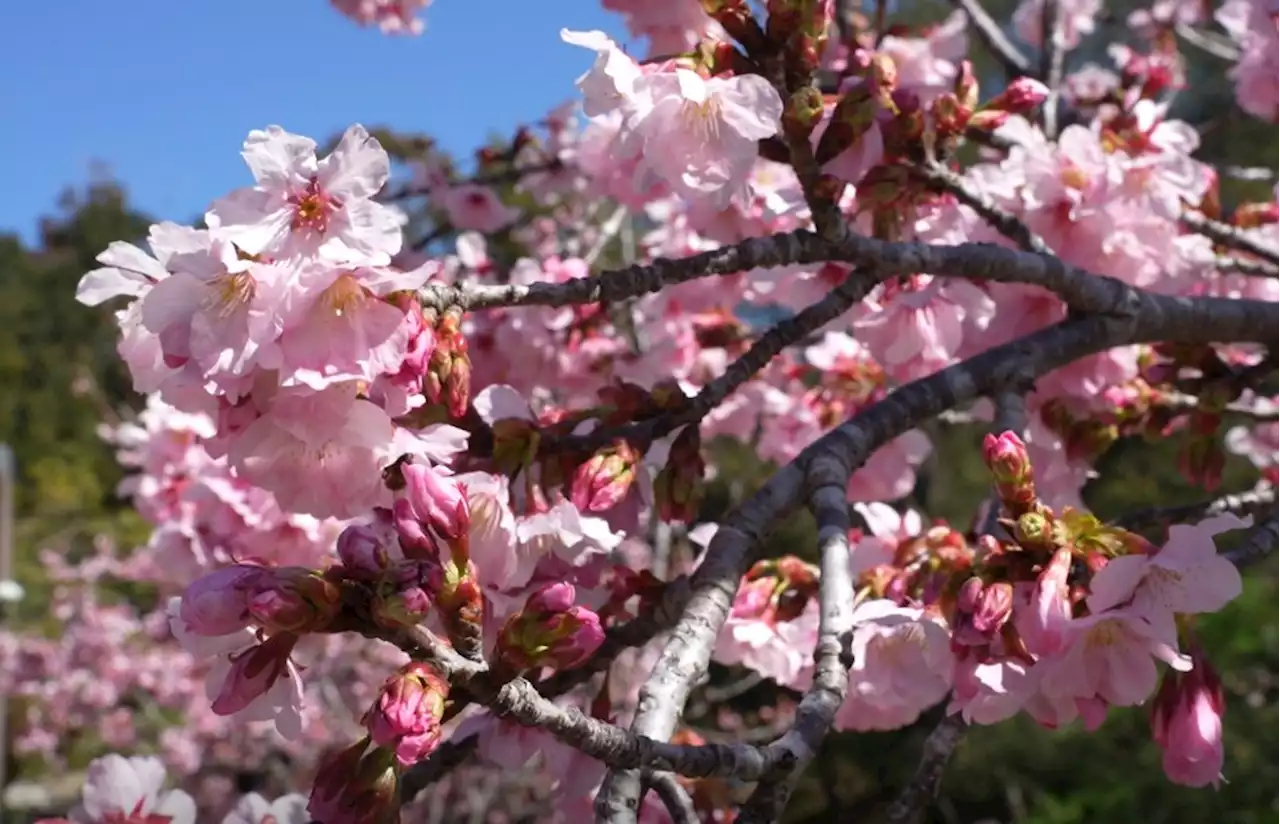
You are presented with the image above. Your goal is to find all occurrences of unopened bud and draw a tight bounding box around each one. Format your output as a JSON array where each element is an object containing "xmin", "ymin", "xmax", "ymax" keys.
[
  {"xmin": 783, "ymin": 85, "xmax": 826, "ymax": 138},
  {"xmin": 972, "ymin": 581, "xmax": 1014, "ymax": 634},
  {"xmin": 983, "ymin": 77, "xmax": 1051, "ymax": 113},
  {"xmin": 425, "ymin": 312, "xmax": 471, "ymax": 419},
  {"xmin": 247, "ymin": 568, "xmax": 341, "ymax": 635},
  {"xmin": 497, "ymin": 582, "xmax": 605, "ymax": 672},
  {"xmin": 363, "ymin": 662, "xmax": 449, "ymax": 766},
  {"xmin": 570, "ymin": 439, "xmax": 639, "ymax": 512},
  {"xmin": 337, "ymin": 522, "xmax": 395, "ymax": 579},
  {"xmin": 307, "ymin": 740, "xmax": 400, "ymax": 824},
  {"xmin": 1015, "ymin": 511, "xmax": 1051, "ymax": 548},
  {"xmin": 956, "ymin": 576, "xmax": 985, "ymax": 614}
]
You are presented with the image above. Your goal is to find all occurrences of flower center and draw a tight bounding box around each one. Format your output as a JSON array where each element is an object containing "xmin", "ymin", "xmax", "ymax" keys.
[
  {"xmin": 206, "ymin": 271, "xmax": 257, "ymax": 317},
  {"xmin": 289, "ymin": 177, "xmax": 339, "ymax": 233},
  {"xmin": 679, "ymin": 96, "xmax": 723, "ymax": 142},
  {"xmin": 320, "ymin": 273, "xmax": 367, "ymax": 317}
]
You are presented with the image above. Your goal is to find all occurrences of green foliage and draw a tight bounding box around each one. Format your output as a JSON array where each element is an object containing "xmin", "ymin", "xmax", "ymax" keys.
[{"xmin": 0, "ymin": 182, "xmax": 151, "ymax": 618}]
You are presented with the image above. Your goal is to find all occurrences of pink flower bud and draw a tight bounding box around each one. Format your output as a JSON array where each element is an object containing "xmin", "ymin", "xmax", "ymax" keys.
[
  {"xmin": 570, "ymin": 439, "xmax": 639, "ymax": 512},
  {"xmin": 525, "ymin": 581, "xmax": 577, "ymax": 615},
  {"xmin": 971, "ymin": 581, "xmax": 1014, "ymax": 635},
  {"xmin": 1151, "ymin": 650, "xmax": 1225, "ymax": 788},
  {"xmin": 956, "ymin": 576, "xmax": 985, "ymax": 614},
  {"xmin": 210, "ymin": 632, "xmax": 299, "ymax": 716},
  {"xmin": 308, "ymin": 739, "xmax": 400, "ymax": 824},
  {"xmin": 337, "ymin": 523, "xmax": 394, "ymax": 578},
  {"xmin": 372, "ymin": 560, "xmax": 442, "ymax": 629},
  {"xmin": 246, "ymin": 568, "xmax": 342, "ymax": 634},
  {"xmin": 179, "ymin": 564, "xmax": 269, "ymax": 636},
  {"xmin": 985, "ymin": 77, "xmax": 1051, "ymax": 112},
  {"xmin": 497, "ymin": 588, "xmax": 605, "ymax": 672},
  {"xmin": 983, "ymin": 431, "xmax": 1032, "ymax": 486},
  {"xmin": 363, "ymin": 662, "xmax": 449, "ymax": 767},
  {"xmin": 400, "ymin": 462, "xmax": 470, "ymax": 542}
]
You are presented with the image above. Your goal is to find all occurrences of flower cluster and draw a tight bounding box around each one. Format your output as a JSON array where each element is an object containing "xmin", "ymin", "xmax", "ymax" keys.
[{"xmin": 4, "ymin": 1, "xmax": 1276, "ymax": 822}]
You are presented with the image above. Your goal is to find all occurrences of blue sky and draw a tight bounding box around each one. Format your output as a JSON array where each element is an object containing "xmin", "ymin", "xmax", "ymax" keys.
[{"xmin": 0, "ymin": 1, "xmax": 633, "ymax": 245}]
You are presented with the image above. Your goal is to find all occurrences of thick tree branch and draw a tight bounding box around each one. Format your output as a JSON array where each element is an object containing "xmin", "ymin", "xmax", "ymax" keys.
[
  {"xmin": 1214, "ymin": 255, "xmax": 1280, "ymax": 277},
  {"xmin": 736, "ymin": 461, "xmax": 857, "ymax": 824},
  {"xmin": 949, "ymin": 0, "xmax": 1033, "ymax": 76},
  {"xmin": 596, "ymin": 290, "xmax": 1277, "ymax": 820}
]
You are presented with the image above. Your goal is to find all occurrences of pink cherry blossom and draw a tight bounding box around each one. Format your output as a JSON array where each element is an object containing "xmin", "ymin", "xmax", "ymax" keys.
[
  {"xmin": 72, "ymin": 754, "xmax": 196, "ymax": 824},
  {"xmin": 1088, "ymin": 513, "xmax": 1251, "ymax": 636},
  {"xmin": 330, "ymin": 0, "xmax": 431, "ymax": 35},
  {"xmin": 835, "ymin": 600, "xmax": 953, "ymax": 731},
  {"xmin": 440, "ymin": 183, "xmax": 521, "ymax": 233},
  {"xmin": 227, "ymin": 385, "xmax": 402, "ymax": 519},
  {"xmin": 220, "ymin": 792, "xmax": 309, "ymax": 824},
  {"xmin": 1014, "ymin": 0, "xmax": 1103, "ymax": 49},
  {"xmin": 206, "ymin": 124, "xmax": 403, "ymax": 265},
  {"xmin": 1040, "ymin": 608, "xmax": 1192, "ymax": 710}
]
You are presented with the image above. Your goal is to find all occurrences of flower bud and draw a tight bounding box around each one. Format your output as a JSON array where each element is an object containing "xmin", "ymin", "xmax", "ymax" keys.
[
  {"xmin": 1151, "ymin": 649, "xmax": 1225, "ymax": 788},
  {"xmin": 497, "ymin": 583, "xmax": 606, "ymax": 672},
  {"xmin": 783, "ymin": 85, "xmax": 826, "ymax": 138},
  {"xmin": 437, "ymin": 558, "xmax": 484, "ymax": 659},
  {"xmin": 363, "ymin": 662, "xmax": 449, "ymax": 766},
  {"xmin": 247, "ymin": 567, "xmax": 342, "ymax": 635},
  {"xmin": 400, "ymin": 462, "xmax": 470, "ymax": 542},
  {"xmin": 983, "ymin": 77, "xmax": 1050, "ymax": 113},
  {"xmin": 308, "ymin": 739, "xmax": 401, "ymax": 824},
  {"xmin": 971, "ymin": 581, "xmax": 1014, "ymax": 634},
  {"xmin": 372, "ymin": 560, "xmax": 441, "ymax": 629},
  {"xmin": 337, "ymin": 522, "xmax": 395, "ymax": 579},
  {"xmin": 983, "ymin": 430, "xmax": 1039, "ymax": 516},
  {"xmin": 570, "ymin": 439, "xmax": 639, "ymax": 512},
  {"xmin": 1014, "ymin": 511, "xmax": 1051, "ymax": 548},
  {"xmin": 425, "ymin": 311, "xmax": 471, "ymax": 419},
  {"xmin": 179, "ymin": 564, "xmax": 270, "ymax": 636}
]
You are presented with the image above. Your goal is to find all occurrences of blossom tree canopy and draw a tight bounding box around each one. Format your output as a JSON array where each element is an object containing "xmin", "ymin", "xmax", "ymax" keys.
[{"xmin": 4, "ymin": 0, "xmax": 1278, "ymax": 823}]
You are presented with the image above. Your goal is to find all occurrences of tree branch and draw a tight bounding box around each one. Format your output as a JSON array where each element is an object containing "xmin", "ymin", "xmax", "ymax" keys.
[
  {"xmin": 949, "ymin": 0, "xmax": 1033, "ymax": 76},
  {"xmin": 736, "ymin": 460, "xmax": 857, "ymax": 824},
  {"xmin": 885, "ymin": 713, "xmax": 968, "ymax": 824},
  {"xmin": 1039, "ymin": 0, "xmax": 1067, "ymax": 139},
  {"xmin": 1223, "ymin": 512, "xmax": 1279, "ymax": 566},
  {"xmin": 1180, "ymin": 212, "xmax": 1280, "ymax": 264},
  {"xmin": 419, "ymin": 230, "xmax": 829, "ymax": 311},
  {"xmin": 1111, "ymin": 485, "xmax": 1278, "ymax": 536},
  {"xmin": 644, "ymin": 771, "xmax": 699, "ymax": 824}
]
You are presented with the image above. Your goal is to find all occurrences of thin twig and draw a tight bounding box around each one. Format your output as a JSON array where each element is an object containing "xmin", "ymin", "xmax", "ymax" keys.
[
  {"xmin": 644, "ymin": 772, "xmax": 699, "ymax": 824},
  {"xmin": 949, "ymin": 0, "xmax": 1034, "ymax": 76},
  {"xmin": 1223, "ymin": 512, "xmax": 1280, "ymax": 566},
  {"xmin": 1181, "ymin": 212, "xmax": 1280, "ymax": 264},
  {"xmin": 1111, "ymin": 485, "xmax": 1279, "ymax": 535},
  {"xmin": 1039, "ymin": 0, "xmax": 1067, "ymax": 138}
]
